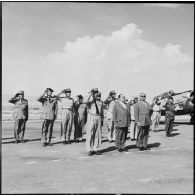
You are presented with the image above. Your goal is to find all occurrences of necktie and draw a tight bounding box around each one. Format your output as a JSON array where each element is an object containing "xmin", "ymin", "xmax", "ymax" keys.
[{"xmin": 94, "ymin": 100, "xmax": 100, "ymax": 114}]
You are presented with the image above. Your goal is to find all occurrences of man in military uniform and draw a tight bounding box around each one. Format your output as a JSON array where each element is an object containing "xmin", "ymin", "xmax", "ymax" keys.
[
  {"xmin": 86, "ymin": 88, "xmax": 104, "ymax": 156},
  {"xmin": 165, "ymin": 96, "xmax": 176, "ymax": 137},
  {"xmin": 104, "ymin": 90, "xmax": 117, "ymax": 143},
  {"xmin": 37, "ymin": 88, "xmax": 58, "ymax": 146},
  {"xmin": 74, "ymin": 95, "xmax": 87, "ymax": 143},
  {"xmin": 128, "ymin": 95, "xmax": 138, "ymax": 141},
  {"xmin": 8, "ymin": 90, "xmax": 28, "ymax": 143},
  {"xmin": 56, "ymin": 88, "xmax": 74, "ymax": 144}
]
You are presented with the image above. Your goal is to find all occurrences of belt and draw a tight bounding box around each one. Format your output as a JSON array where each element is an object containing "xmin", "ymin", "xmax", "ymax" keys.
[
  {"xmin": 88, "ymin": 112, "xmax": 101, "ymax": 116},
  {"xmin": 62, "ymin": 108, "xmax": 73, "ymax": 111},
  {"xmin": 153, "ymin": 111, "xmax": 161, "ymax": 112}
]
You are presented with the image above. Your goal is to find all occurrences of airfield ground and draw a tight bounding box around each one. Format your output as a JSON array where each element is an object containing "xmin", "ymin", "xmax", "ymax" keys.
[{"xmin": 1, "ymin": 116, "xmax": 193, "ymax": 194}]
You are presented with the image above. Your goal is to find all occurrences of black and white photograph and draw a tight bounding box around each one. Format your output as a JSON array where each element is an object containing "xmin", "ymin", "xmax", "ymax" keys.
[{"xmin": 1, "ymin": 1, "xmax": 194, "ymax": 194}]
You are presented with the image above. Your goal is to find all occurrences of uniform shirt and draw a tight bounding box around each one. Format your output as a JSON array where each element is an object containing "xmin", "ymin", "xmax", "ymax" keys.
[
  {"xmin": 74, "ymin": 101, "xmax": 87, "ymax": 116},
  {"xmin": 87, "ymin": 99, "xmax": 104, "ymax": 120},
  {"xmin": 58, "ymin": 97, "xmax": 74, "ymax": 110},
  {"xmin": 104, "ymin": 99, "xmax": 117, "ymax": 119},
  {"xmin": 165, "ymin": 101, "xmax": 175, "ymax": 118},
  {"xmin": 153, "ymin": 104, "xmax": 161, "ymax": 112},
  {"xmin": 9, "ymin": 97, "xmax": 28, "ymax": 120},
  {"xmin": 37, "ymin": 96, "xmax": 58, "ymax": 120},
  {"xmin": 130, "ymin": 104, "xmax": 135, "ymax": 120}
]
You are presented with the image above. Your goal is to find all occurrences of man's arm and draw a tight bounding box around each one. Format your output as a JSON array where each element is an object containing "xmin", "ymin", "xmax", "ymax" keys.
[
  {"xmin": 37, "ymin": 92, "xmax": 47, "ymax": 103},
  {"xmin": 26, "ymin": 101, "xmax": 29, "ymax": 121},
  {"xmin": 8, "ymin": 93, "xmax": 19, "ymax": 104},
  {"xmin": 112, "ymin": 104, "xmax": 117, "ymax": 126},
  {"xmin": 134, "ymin": 103, "xmax": 139, "ymax": 125}
]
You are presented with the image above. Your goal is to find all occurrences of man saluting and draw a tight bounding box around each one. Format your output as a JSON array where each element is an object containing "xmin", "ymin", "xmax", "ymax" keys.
[
  {"xmin": 8, "ymin": 90, "xmax": 28, "ymax": 143},
  {"xmin": 37, "ymin": 88, "xmax": 58, "ymax": 147}
]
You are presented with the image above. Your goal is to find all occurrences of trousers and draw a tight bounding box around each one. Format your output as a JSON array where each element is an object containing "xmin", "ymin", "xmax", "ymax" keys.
[
  {"xmin": 86, "ymin": 113, "xmax": 102, "ymax": 152},
  {"xmin": 107, "ymin": 119, "xmax": 115, "ymax": 141},
  {"xmin": 61, "ymin": 109, "xmax": 73, "ymax": 141},
  {"xmin": 14, "ymin": 119, "xmax": 26, "ymax": 141},
  {"xmin": 74, "ymin": 114, "xmax": 85, "ymax": 140},
  {"xmin": 115, "ymin": 127, "xmax": 128, "ymax": 149},
  {"xmin": 136, "ymin": 125, "xmax": 149, "ymax": 148},
  {"xmin": 129, "ymin": 120, "xmax": 137, "ymax": 139},
  {"xmin": 42, "ymin": 119, "xmax": 54, "ymax": 143}
]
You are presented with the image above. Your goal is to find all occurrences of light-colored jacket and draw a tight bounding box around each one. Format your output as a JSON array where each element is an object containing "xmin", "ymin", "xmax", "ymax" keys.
[
  {"xmin": 37, "ymin": 95, "xmax": 58, "ymax": 120},
  {"xmin": 134, "ymin": 100, "xmax": 152, "ymax": 126},
  {"xmin": 9, "ymin": 97, "xmax": 28, "ymax": 120}
]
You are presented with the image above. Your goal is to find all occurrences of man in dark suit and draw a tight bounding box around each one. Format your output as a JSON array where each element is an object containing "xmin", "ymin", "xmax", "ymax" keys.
[
  {"xmin": 37, "ymin": 88, "xmax": 58, "ymax": 147},
  {"xmin": 112, "ymin": 94, "xmax": 131, "ymax": 152},
  {"xmin": 134, "ymin": 92, "xmax": 152, "ymax": 151},
  {"xmin": 8, "ymin": 90, "xmax": 28, "ymax": 143}
]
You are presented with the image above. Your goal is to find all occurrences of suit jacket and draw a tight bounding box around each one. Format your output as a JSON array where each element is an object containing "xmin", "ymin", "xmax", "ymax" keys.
[
  {"xmin": 134, "ymin": 100, "xmax": 151, "ymax": 126},
  {"xmin": 112, "ymin": 101, "xmax": 131, "ymax": 128},
  {"xmin": 37, "ymin": 95, "xmax": 58, "ymax": 120},
  {"xmin": 9, "ymin": 97, "xmax": 28, "ymax": 120}
]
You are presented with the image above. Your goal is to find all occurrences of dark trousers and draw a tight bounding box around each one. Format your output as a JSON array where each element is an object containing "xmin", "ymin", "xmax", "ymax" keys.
[
  {"xmin": 165, "ymin": 116, "xmax": 174, "ymax": 134},
  {"xmin": 115, "ymin": 127, "xmax": 128, "ymax": 149},
  {"xmin": 42, "ymin": 119, "xmax": 54, "ymax": 143},
  {"xmin": 137, "ymin": 125, "xmax": 149, "ymax": 148},
  {"xmin": 14, "ymin": 119, "xmax": 26, "ymax": 141},
  {"xmin": 74, "ymin": 114, "xmax": 85, "ymax": 140}
]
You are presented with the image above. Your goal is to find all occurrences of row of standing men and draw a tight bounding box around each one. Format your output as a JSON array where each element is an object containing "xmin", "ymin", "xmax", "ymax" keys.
[{"xmin": 8, "ymin": 87, "xmax": 176, "ymax": 155}]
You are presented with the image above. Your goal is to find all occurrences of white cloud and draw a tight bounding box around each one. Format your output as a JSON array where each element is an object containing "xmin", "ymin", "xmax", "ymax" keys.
[
  {"xmin": 3, "ymin": 23, "xmax": 193, "ymax": 101},
  {"xmin": 144, "ymin": 3, "xmax": 181, "ymax": 9}
]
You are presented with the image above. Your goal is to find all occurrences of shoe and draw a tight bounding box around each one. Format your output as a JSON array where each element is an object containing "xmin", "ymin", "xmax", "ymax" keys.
[
  {"xmin": 143, "ymin": 147, "xmax": 150, "ymax": 150},
  {"xmin": 63, "ymin": 141, "xmax": 67, "ymax": 145},
  {"xmin": 15, "ymin": 140, "xmax": 19, "ymax": 144},
  {"xmin": 118, "ymin": 148, "xmax": 123, "ymax": 152},
  {"xmin": 139, "ymin": 147, "xmax": 144, "ymax": 151},
  {"xmin": 88, "ymin": 151, "xmax": 94, "ymax": 156},
  {"xmin": 108, "ymin": 140, "xmax": 112, "ymax": 143},
  {"xmin": 67, "ymin": 140, "xmax": 71, "ymax": 144},
  {"xmin": 94, "ymin": 151, "xmax": 102, "ymax": 155},
  {"xmin": 166, "ymin": 134, "xmax": 171, "ymax": 137},
  {"xmin": 43, "ymin": 143, "xmax": 47, "ymax": 147},
  {"xmin": 75, "ymin": 140, "xmax": 79, "ymax": 143},
  {"xmin": 123, "ymin": 148, "xmax": 129, "ymax": 152},
  {"xmin": 47, "ymin": 143, "xmax": 53, "ymax": 146},
  {"xmin": 20, "ymin": 140, "xmax": 25, "ymax": 143}
]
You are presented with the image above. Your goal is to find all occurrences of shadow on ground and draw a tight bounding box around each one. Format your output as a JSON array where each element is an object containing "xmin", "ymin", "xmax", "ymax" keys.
[{"xmin": 100, "ymin": 142, "xmax": 161, "ymax": 154}]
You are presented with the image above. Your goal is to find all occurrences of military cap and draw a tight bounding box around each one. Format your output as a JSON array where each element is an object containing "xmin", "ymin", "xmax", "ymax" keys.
[
  {"xmin": 132, "ymin": 95, "xmax": 138, "ymax": 100},
  {"xmin": 97, "ymin": 92, "xmax": 101, "ymax": 97},
  {"xmin": 65, "ymin": 88, "xmax": 71, "ymax": 93},
  {"xmin": 168, "ymin": 96, "xmax": 173, "ymax": 100},
  {"xmin": 18, "ymin": 90, "xmax": 24, "ymax": 95},
  {"xmin": 77, "ymin": 94, "xmax": 83, "ymax": 99},
  {"xmin": 91, "ymin": 88, "xmax": 99, "ymax": 93},
  {"xmin": 109, "ymin": 90, "xmax": 116, "ymax": 96},
  {"xmin": 46, "ymin": 88, "xmax": 54, "ymax": 92}
]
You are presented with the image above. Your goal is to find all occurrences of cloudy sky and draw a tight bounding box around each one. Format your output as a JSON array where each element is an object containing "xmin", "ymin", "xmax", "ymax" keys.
[{"xmin": 2, "ymin": 2, "xmax": 194, "ymax": 100}]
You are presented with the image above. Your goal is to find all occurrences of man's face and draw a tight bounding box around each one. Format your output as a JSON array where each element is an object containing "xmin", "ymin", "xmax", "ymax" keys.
[
  {"xmin": 19, "ymin": 94, "xmax": 24, "ymax": 99},
  {"xmin": 169, "ymin": 98, "xmax": 173, "ymax": 104},
  {"xmin": 47, "ymin": 90, "xmax": 52, "ymax": 97},
  {"xmin": 94, "ymin": 92, "xmax": 98, "ymax": 99},
  {"xmin": 112, "ymin": 93, "xmax": 116, "ymax": 99},
  {"xmin": 120, "ymin": 94, "xmax": 126, "ymax": 103},
  {"xmin": 79, "ymin": 98, "xmax": 83, "ymax": 103},
  {"xmin": 190, "ymin": 95, "xmax": 194, "ymax": 102},
  {"xmin": 66, "ymin": 92, "xmax": 71, "ymax": 97},
  {"xmin": 140, "ymin": 93, "xmax": 146, "ymax": 101},
  {"xmin": 134, "ymin": 98, "xmax": 138, "ymax": 103}
]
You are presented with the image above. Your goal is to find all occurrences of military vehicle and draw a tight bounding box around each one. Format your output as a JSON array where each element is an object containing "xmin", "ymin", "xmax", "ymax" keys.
[{"xmin": 152, "ymin": 90, "xmax": 194, "ymax": 123}]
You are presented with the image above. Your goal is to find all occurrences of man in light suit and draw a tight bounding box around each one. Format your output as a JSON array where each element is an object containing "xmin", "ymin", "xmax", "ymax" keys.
[
  {"xmin": 37, "ymin": 88, "xmax": 58, "ymax": 146},
  {"xmin": 112, "ymin": 94, "xmax": 131, "ymax": 152},
  {"xmin": 8, "ymin": 90, "xmax": 28, "ymax": 143},
  {"xmin": 134, "ymin": 92, "xmax": 152, "ymax": 151}
]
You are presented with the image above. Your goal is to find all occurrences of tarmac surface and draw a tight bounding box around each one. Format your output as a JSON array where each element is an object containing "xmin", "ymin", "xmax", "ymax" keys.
[{"xmin": 1, "ymin": 117, "xmax": 194, "ymax": 194}]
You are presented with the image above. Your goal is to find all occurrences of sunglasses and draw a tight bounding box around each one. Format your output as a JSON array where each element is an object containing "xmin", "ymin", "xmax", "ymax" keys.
[{"xmin": 141, "ymin": 95, "xmax": 146, "ymax": 97}]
